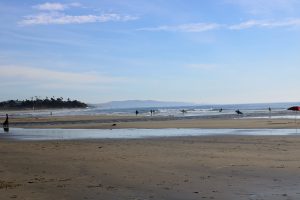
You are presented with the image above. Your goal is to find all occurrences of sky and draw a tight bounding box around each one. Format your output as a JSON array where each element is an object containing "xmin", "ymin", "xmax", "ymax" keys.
[{"xmin": 1, "ymin": 0, "xmax": 300, "ymax": 104}]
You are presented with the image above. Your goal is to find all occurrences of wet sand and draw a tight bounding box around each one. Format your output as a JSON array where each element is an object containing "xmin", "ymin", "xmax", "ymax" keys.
[
  {"xmin": 1, "ymin": 136, "xmax": 300, "ymax": 200},
  {"xmin": 7, "ymin": 114, "xmax": 300, "ymax": 129},
  {"xmin": 2, "ymin": 115, "xmax": 300, "ymax": 199}
]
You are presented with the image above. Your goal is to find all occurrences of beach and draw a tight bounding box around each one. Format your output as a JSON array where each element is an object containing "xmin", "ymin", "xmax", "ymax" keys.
[
  {"xmin": 1, "ymin": 136, "xmax": 300, "ymax": 199},
  {"xmin": 2, "ymin": 114, "xmax": 300, "ymax": 199}
]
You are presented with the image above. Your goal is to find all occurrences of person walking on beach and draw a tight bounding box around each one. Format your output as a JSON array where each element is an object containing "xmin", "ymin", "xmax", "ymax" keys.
[
  {"xmin": 3, "ymin": 114, "xmax": 9, "ymax": 132},
  {"xmin": 135, "ymin": 110, "xmax": 139, "ymax": 116}
]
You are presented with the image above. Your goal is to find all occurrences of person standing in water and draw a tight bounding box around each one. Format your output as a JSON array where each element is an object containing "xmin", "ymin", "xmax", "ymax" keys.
[
  {"xmin": 3, "ymin": 114, "xmax": 9, "ymax": 132},
  {"xmin": 135, "ymin": 110, "xmax": 139, "ymax": 116}
]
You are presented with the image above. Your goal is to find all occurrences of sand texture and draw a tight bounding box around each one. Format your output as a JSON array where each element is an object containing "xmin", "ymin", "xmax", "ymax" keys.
[{"xmin": 1, "ymin": 136, "xmax": 300, "ymax": 199}]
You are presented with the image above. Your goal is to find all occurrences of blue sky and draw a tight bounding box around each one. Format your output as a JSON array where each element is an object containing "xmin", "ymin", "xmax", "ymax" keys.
[{"xmin": 1, "ymin": 0, "xmax": 300, "ymax": 104}]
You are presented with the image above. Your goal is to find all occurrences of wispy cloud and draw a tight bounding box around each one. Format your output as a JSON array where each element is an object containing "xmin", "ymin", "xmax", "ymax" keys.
[
  {"xmin": 139, "ymin": 19, "xmax": 300, "ymax": 32},
  {"xmin": 138, "ymin": 23, "xmax": 221, "ymax": 32},
  {"xmin": 20, "ymin": 13, "xmax": 138, "ymax": 25},
  {"xmin": 229, "ymin": 19, "xmax": 300, "ymax": 30},
  {"xmin": 33, "ymin": 2, "xmax": 81, "ymax": 11},
  {"xmin": 19, "ymin": 2, "xmax": 138, "ymax": 26},
  {"xmin": 0, "ymin": 65, "xmax": 125, "ymax": 89}
]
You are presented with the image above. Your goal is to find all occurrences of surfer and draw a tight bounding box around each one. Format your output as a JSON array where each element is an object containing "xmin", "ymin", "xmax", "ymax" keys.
[
  {"xmin": 3, "ymin": 114, "xmax": 9, "ymax": 132},
  {"xmin": 235, "ymin": 109, "xmax": 243, "ymax": 115}
]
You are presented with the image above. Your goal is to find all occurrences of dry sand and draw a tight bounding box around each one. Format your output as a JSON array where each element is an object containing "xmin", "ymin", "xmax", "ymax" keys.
[{"xmin": 1, "ymin": 136, "xmax": 300, "ymax": 200}]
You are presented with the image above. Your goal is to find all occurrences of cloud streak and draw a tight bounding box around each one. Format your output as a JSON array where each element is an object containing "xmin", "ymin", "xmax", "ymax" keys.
[
  {"xmin": 20, "ymin": 2, "xmax": 138, "ymax": 26},
  {"xmin": 138, "ymin": 23, "xmax": 221, "ymax": 32},
  {"xmin": 20, "ymin": 13, "xmax": 138, "ymax": 25},
  {"xmin": 33, "ymin": 2, "xmax": 81, "ymax": 11},
  {"xmin": 139, "ymin": 18, "xmax": 300, "ymax": 32},
  {"xmin": 229, "ymin": 19, "xmax": 300, "ymax": 29}
]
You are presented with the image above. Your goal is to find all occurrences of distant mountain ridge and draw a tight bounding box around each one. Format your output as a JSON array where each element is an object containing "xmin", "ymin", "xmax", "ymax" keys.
[{"xmin": 93, "ymin": 100, "xmax": 196, "ymax": 109}]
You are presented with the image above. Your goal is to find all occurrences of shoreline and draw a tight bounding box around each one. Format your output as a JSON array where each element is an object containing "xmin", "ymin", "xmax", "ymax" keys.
[
  {"xmin": 6, "ymin": 114, "xmax": 300, "ymax": 129},
  {"xmin": 3, "ymin": 128, "xmax": 300, "ymax": 142}
]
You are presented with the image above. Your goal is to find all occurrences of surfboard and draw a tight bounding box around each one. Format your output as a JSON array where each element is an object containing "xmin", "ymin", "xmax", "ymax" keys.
[{"xmin": 3, "ymin": 124, "xmax": 9, "ymax": 132}]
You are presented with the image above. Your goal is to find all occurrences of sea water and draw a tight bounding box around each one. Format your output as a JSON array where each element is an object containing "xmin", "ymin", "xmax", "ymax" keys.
[
  {"xmin": 0, "ymin": 102, "xmax": 299, "ymax": 119},
  {"xmin": 0, "ymin": 128, "xmax": 299, "ymax": 141}
]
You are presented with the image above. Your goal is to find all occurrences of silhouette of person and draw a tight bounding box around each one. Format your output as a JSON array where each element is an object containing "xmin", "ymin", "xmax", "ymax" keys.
[
  {"xmin": 3, "ymin": 114, "xmax": 9, "ymax": 132},
  {"xmin": 235, "ymin": 109, "xmax": 243, "ymax": 115},
  {"xmin": 181, "ymin": 109, "xmax": 187, "ymax": 115},
  {"xmin": 268, "ymin": 107, "xmax": 272, "ymax": 120},
  {"xmin": 135, "ymin": 110, "xmax": 139, "ymax": 116},
  {"xmin": 219, "ymin": 108, "xmax": 223, "ymax": 112}
]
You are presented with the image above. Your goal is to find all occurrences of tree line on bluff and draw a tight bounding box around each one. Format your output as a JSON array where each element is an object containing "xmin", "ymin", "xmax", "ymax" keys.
[{"xmin": 0, "ymin": 97, "xmax": 87, "ymax": 110}]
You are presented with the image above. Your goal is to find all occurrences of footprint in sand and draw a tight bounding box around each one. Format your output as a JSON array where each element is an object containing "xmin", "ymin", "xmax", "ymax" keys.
[
  {"xmin": 0, "ymin": 180, "xmax": 21, "ymax": 189},
  {"xmin": 87, "ymin": 184, "xmax": 102, "ymax": 188}
]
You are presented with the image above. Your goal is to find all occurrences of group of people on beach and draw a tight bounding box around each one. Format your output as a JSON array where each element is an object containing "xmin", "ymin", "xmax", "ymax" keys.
[
  {"xmin": 1, "ymin": 107, "xmax": 275, "ymax": 133},
  {"xmin": 150, "ymin": 110, "xmax": 155, "ymax": 116},
  {"xmin": 135, "ymin": 110, "xmax": 156, "ymax": 116},
  {"xmin": 135, "ymin": 108, "xmax": 270, "ymax": 116}
]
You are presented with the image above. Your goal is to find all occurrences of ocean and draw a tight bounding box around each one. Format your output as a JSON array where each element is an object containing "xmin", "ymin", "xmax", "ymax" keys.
[{"xmin": 1, "ymin": 102, "xmax": 300, "ymax": 119}]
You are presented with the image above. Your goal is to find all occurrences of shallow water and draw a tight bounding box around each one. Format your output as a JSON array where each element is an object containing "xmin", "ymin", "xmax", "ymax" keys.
[{"xmin": 0, "ymin": 128, "xmax": 299, "ymax": 141}]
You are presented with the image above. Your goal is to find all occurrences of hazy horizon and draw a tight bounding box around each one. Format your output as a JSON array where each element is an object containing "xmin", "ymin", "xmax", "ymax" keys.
[
  {"xmin": 1, "ymin": 0, "xmax": 300, "ymax": 104},
  {"xmin": 2, "ymin": 97, "xmax": 300, "ymax": 106}
]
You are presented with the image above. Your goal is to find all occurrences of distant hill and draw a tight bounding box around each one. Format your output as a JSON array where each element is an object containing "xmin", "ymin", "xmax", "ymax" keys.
[{"xmin": 93, "ymin": 100, "xmax": 196, "ymax": 109}]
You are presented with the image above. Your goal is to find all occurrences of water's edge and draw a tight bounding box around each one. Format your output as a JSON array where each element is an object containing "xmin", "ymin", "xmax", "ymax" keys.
[{"xmin": 1, "ymin": 128, "xmax": 300, "ymax": 141}]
